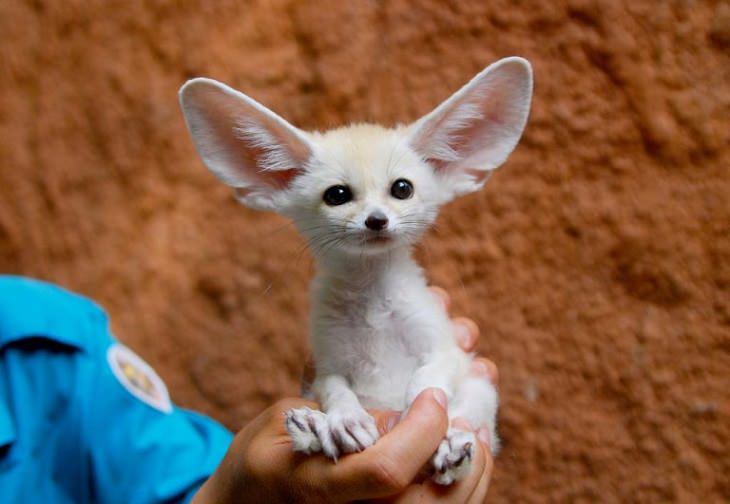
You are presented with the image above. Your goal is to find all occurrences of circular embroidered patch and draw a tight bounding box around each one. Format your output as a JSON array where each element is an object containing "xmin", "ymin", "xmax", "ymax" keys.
[{"xmin": 107, "ymin": 344, "xmax": 173, "ymax": 414}]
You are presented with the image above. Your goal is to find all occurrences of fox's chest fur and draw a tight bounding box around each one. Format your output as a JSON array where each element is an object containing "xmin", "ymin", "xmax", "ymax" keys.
[{"xmin": 309, "ymin": 253, "xmax": 463, "ymax": 410}]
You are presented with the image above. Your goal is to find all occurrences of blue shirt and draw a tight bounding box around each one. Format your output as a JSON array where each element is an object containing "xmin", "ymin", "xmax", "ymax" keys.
[{"xmin": 0, "ymin": 276, "xmax": 233, "ymax": 503}]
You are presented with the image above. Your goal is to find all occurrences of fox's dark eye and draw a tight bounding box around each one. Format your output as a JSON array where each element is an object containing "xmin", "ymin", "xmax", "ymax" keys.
[
  {"xmin": 390, "ymin": 179, "xmax": 414, "ymax": 200},
  {"xmin": 323, "ymin": 185, "xmax": 353, "ymax": 206}
]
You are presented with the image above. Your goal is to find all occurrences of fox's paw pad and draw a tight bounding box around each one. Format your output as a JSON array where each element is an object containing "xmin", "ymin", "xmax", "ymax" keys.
[
  {"xmin": 285, "ymin": 407, "xmax": 337, "ymax": 457},
  {"xmin": 431, "ymin": 430, "xmax": 476, "ymax": 485},
  {"xmin": 328, "ymin": 408, "xmax": 380, "ymax": 455}
]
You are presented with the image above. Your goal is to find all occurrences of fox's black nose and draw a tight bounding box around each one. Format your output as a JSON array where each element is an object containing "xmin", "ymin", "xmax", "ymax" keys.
[{"xmin": 365, "ymin": 211, "xmax": 389, "ymax": 231}]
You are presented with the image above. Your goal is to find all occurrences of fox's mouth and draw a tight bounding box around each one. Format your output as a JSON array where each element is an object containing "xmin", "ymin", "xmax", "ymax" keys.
[
  {"xmin": 365, "ymin": 235, "xmax": 392, "ymax": 244},
  {"xmin": 364, "ymin": 233, "xmax": 392, "ymax": 245}
]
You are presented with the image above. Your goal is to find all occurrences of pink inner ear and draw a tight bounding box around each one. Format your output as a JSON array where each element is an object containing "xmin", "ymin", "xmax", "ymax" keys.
[
  {"xmin": 487, "ymin": 100, "xmax": 504, "ymax": 125},
  {"xmin": 412, "ymin": 85, "xmax": 504, "ymax": 170},
  {"xmin": 266, "ymin": 168, "xmax": 300, "ymax": 189},
  {"xmin": 236, "ymin": 111, "xmax": 311, "ymax": 190},
  {"xmin": 182, "ymin": 79, "xmax": 312, "ymax": 192},
  {"xmin": 412, "ymin": 59, "xmax": 532, "ymax": 179}
]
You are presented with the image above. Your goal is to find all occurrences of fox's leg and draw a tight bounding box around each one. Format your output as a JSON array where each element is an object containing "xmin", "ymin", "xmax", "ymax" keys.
[
  {"xmin": 285, "ymin": 374, "xmax": 379, "ymax": 460},
  {"xmin": 429, "ymin": 375, "xmax": 500, "ymax": 485},
  {"xmin": 403, "ymin": 349, "xmax": 473, "ymax": 485},
  {"xmin": 449, "ymin": 375, "xmax": 500, "ymax": 453},
  {"xmin": 404, "ymin": 348, "xmax": 499, "ymax": 485}
]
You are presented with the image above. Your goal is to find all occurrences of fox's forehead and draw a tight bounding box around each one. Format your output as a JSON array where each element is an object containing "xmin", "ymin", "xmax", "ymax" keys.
[{"xmin": 307, "ymin": 124, "xmax": 421, "ymax": 185}]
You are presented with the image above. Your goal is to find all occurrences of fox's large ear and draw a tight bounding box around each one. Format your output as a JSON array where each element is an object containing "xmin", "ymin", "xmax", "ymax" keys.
[
  {"xmin": 407, "ymin": 57, "xmax": 533, "ymax": 197},
  {"xmin": 179, "ymin": 78, "xmax": 314, "ymax": 211}
]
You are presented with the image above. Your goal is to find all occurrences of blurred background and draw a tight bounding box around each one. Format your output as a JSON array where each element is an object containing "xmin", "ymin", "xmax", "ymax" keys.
[{"xmin": 1, "ymin": 0, "xmax": 728, "ymax": 501}]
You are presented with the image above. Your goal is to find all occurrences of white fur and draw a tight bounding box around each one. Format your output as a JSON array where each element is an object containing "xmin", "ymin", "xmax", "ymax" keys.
[
  {"xmin": 234, "ymin": 118, "xmax": 298, "ymax": 172},
  {"xmin": 179, "ymin": 57, "xmax": 533, "ymax": 485}
]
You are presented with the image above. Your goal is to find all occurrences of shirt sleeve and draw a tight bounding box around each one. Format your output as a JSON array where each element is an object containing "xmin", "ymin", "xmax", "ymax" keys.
[{"xmin": 82, "ymin": 342, "xmax": 234, "ymax": 504}]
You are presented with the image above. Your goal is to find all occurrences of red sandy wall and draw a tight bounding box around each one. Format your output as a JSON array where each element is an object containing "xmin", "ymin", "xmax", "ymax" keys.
[{"xmin": 0, "ymin": 1, "xmax": 728, "ymax": 501}]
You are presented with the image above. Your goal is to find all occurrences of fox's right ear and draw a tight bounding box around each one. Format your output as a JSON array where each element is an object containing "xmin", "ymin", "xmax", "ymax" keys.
[
  {"xmin": 407, "ymin": 57, "xmax": 533, "ymax": 199},
  {"xmin": 179, "ymin": 78, "xmax": 314, "ymax": 211}
]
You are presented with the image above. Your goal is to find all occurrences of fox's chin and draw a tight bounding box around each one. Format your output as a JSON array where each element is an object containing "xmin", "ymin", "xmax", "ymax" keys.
[
  {"xmin": 332, "ymin": 234, "xmax": 407, "ymax": 256},
  {"xmin": 364, "ymin": 234, "xmax": 392, "ymax": 245}
]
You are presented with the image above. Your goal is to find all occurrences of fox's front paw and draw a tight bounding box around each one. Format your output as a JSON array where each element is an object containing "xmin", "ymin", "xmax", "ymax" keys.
[
  {"xmin": 431, "ymin": 429, "xmax": 476, "ymax": 485},
  {"xmin": 285, "ymin": 406, "xmax": 380, "ymax": 460},
  {"xmin": 327, "ymin": 407, "xmax": 380, "ymax": 456},
  {"xmin": 285, "ymin": 407, "xmax": 337, "ymax": 457}
]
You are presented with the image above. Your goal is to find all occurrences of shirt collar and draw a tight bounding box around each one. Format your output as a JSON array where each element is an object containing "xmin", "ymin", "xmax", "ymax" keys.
[
  {"xmin": 0, "ymin": 275, "xmax": 103, "ymax": 352},
  {"xmin": 0, "ymin": 395, "xmax": 14, "ymax": 449}
]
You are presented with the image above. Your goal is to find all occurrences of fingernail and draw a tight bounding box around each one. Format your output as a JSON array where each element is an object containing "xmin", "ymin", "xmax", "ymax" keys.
[
  {"xmin": 455, "ymin": 323, "xmax": 471, "ymax": 348},
  {"xmin": 477, "ymin": 427, "xmax": 491, "ymax": 451},
  {"xmin": 385, "ymin": 413, "xmax": 401, "ymax": 432},
  {"xmin": 470, "ymin": 360, "xmax": 490, "ymax": 377},
  {"xmin": 432, "ymin": 388, "xmax": 448, "ymax": 409}
]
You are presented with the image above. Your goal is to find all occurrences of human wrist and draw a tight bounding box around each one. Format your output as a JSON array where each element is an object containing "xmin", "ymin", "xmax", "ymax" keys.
[{"xmin": 189, "ymin": 476, "xmax": 222, "ymax": 504}]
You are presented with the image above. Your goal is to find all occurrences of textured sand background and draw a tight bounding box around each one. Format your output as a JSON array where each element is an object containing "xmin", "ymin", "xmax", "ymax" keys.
[{"xmin": 1, "ymin": 0, "xmax": 728, "ymax": 501}]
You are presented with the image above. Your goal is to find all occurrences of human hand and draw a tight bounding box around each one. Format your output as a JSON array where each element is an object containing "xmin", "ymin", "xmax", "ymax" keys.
[
  {"xmin": 191, "ymin": 388, "xmax": 453, "ymax": 503},
  {"xmin": 194, "ymin": 286, "xmax": 498, "ymax": 503}
]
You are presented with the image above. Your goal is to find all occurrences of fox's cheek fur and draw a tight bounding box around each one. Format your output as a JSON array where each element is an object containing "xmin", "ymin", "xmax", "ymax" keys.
[{"xmin": 180, "ymin": 57, "xmax": 533, "ymax": 485}]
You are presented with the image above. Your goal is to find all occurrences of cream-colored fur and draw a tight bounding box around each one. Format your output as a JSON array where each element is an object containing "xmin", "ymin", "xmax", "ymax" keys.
[{"xmin": 179, "ymin": 57, "xmax": 533, "ymax": 485}]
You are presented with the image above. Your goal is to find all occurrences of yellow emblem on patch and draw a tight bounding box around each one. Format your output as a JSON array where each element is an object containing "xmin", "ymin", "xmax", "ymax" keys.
[{"xmin": 107, "ymin": 344, "xmax": 172, "ymax": 413}]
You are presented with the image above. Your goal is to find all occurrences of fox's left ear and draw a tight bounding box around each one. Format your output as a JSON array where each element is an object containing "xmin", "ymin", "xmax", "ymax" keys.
[
  {"xmin": 179, "ymin": 78, "xmax": 314, "ymax": 212},
  {"xmin": 407, "ymin": 57, "xmax": 533, "ymax": 197}
]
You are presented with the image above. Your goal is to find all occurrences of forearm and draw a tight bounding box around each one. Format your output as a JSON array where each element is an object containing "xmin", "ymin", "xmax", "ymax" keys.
[
  {"xmin": 405, "ymin": 349, "xmax": 468, "ymax": 406},
  {"xmin": 311, "ymin": 374, "xmax": 363, "ymax": 413}
]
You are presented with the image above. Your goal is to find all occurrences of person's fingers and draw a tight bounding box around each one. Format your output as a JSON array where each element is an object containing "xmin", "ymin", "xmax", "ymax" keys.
[
  {"xmin": 476, "ymin": 427, "xmax": 492, "ymax": 455},
  {"xmin": 376, "ymin": 483, "xmax": 426, "ymax": 503},
  {"xmin": 427, "ymin": 287, "xmax": 483, "ymax": 354},
  {"xmin": 378, "ymin": 428, "xmax": 491, "ymax": 504},
  {"xmin": 469, "ymin": 357, "xmax": 499, "ymax": 385},
  {"xmin": 408, "ymin": 434, "xmax": 488, "ymax": 504},
  {"xmin": 452, "ymin": 317, "xmax": 479, "ymax": 351},
  {"xmin": 429, "ymin": 286, "xmax": 451, "ymax": 312},
  {"xmin": 376, "ymin": 410, "xmax": 402, "ymax": 435},
  {"xmin": 299, "ymin": 388, "xmax": 449, "ymax": 501},
  {"xmin": 466, "ymin": 440, "xmax": 494, "ymax": 503},
  {"xmin": 466, "ymin": 457, "xmax": 493, "ymax": 503}
]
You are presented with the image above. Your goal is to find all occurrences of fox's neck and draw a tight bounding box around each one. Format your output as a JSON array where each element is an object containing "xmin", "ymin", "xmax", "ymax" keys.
[{"xmin": 314, "ymin": 246, "xmax": 416, "ymax": 287}]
